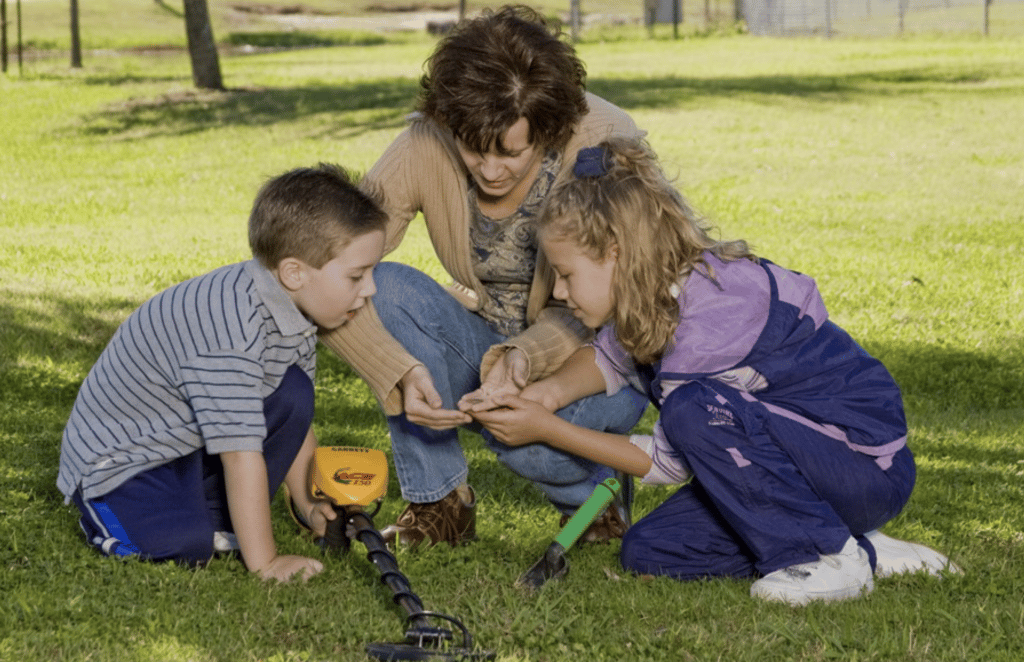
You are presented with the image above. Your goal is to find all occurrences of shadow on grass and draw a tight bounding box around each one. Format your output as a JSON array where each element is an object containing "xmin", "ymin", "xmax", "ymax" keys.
[
  {"xmin": 2, "ymin": 282, "xmax": 1019, "ymax": 559},
  {"xmin": 0, "ymin": 291, "xmax": 141, "ymax": 511},
  {"xmin": 0, "ymin": 289, "xmax": 387, "ymax": 511},
  {"xmin": 875, "ymin": 340, "xmax": 1024, "ymax": 415},
  {"xmin": 68, "ymin": 77, "xmax": 420, "ymax": 140},
  {"xmin": 53, "ymin": 58, "xmax": 1015, "ymax": 141},
  {"xmin": 589, "ymin": 65, "xmax": 1004, "ymax": 111}
]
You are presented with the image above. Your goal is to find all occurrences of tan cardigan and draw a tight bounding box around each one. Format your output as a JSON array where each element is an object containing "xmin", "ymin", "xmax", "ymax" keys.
[{"xmin": 319, "ymin": 93, "xmax": 644, "ymax": 415}]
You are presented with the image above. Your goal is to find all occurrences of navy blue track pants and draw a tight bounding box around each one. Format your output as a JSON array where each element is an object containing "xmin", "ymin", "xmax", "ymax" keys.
[
  {"xmin": 620, "ymin": 381, "xmax": 915, "ymax": 579},
  {"xmin": 72, "ymin": 364, "xmax": 314, "ymax": 565}
]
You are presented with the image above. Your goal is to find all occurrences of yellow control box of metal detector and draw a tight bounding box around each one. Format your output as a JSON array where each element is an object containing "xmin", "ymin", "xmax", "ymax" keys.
[{"xmin": 310, "ymin": 446, "xmax": 389, "ymax": 507}]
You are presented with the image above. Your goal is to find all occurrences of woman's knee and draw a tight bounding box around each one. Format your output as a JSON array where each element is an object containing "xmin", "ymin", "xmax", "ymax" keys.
[
  {"xmin": 488, "ymin": 438, "xmax": 594, "ymax": 485},
  {"xmin": 373, "ymin": 262, "xmax": 445, "ymax": 312},
  {"xmin": 371, "ymin": 262, "xmax": 457, "ymax": 339},
  {"xmin": 563, "ymin": 386, "xmax": 647, "ymax": 435}
]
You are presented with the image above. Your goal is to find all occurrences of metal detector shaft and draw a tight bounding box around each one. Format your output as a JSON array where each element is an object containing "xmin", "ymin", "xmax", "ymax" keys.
[
  {"xmin": 345, "ymin": 510, "xmax": 493, "ymax": 660},
  {"xmin": 347, "ymin": 511, "xmax": 432, "ymax": 630}
]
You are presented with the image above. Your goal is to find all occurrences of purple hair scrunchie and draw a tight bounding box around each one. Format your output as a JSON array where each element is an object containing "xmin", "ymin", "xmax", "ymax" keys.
[{"xmin": 574, "ymin": 146, "xmax": 611, "ymax": 178}]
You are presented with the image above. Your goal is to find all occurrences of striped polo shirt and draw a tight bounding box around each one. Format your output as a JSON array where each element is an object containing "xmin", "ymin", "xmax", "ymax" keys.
[{"xmin": 58, "ymin": 260, "xmax": 317, "ymax": 502}]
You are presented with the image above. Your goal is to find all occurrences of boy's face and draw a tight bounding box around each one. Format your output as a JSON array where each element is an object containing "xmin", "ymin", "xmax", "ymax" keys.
[{"xmin": 290, "ymin": 230, "xmax": 385, "ymax": 330}]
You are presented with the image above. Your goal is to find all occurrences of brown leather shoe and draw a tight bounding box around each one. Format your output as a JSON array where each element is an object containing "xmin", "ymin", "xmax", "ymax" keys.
[
  {"xmin": 381, "ymin": 485, "xmax": 476, "ymax": 548},
  {"xmin": 560, "ymin": 503, "xmax": 630, "ymax": 544}
]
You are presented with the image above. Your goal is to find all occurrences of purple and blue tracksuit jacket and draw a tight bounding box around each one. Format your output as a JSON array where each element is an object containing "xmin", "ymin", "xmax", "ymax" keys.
[{"xmin": 593, "ymin": 252, "xmax": 914, "ymax": 577}]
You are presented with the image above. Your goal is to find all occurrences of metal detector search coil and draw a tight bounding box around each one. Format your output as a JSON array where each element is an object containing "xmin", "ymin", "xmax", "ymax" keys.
[{"xmin": 310, "ymin": 446, "xmax": 388, "ymax": 506}]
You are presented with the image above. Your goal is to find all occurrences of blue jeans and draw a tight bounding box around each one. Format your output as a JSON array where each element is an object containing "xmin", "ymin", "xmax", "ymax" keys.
[{"xmin": 373, "ymin": 262, "xmax": 647, "ymax": 513}]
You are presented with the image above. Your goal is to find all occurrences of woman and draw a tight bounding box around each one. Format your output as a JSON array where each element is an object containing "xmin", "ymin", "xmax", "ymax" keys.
[{"xmin": 320, "ymin": 5, "xmax": 648, "ymax": 546}]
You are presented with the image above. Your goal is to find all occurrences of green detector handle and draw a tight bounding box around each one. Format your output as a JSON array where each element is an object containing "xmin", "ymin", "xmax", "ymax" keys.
[
  {"xmin": 516, "ymin": 477, "xmax": 623, "ymax": 591},
  {"xmin": 553, "ymin": 477, "xmax": 621, "ymax": 550}
]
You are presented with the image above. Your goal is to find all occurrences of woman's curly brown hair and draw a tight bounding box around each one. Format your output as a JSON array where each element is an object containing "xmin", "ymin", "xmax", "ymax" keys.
[{"xmin": 419, "ymin": 5, "xmax": 588, "ymax": 154}]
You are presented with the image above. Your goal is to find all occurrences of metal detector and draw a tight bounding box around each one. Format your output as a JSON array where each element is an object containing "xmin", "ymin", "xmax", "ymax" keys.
[{"xmin": 310, "ymin": 446, "xmax": 494, "ymax": 661}]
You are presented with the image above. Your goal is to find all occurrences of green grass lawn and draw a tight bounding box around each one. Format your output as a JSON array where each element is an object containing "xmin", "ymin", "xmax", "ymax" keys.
[{"xmin": 2, "ymin": 25, "xmax": 1024, "ymax": 662}]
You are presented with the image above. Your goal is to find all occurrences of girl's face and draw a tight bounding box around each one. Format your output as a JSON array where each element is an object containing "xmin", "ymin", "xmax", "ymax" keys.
[
  {"xmin": 455, "ymin": 116, "xmax": 545, "ymax": 207},
  {"xmin": 541, "ymin": 235, "xmax": 617, "ymax": 329}
]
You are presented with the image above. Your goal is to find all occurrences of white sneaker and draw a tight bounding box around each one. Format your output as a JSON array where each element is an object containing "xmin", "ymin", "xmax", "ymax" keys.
[
  {"xmin": 864, "ymin": 530, "xmax": 960, "ymax": 578},
  {"xmin": 213, "ymin": 530, "xmax": 239, "ymax": 553},
  {"xmin": 751, "ymin": 537, "xmax": 874, "ymax": 606}
]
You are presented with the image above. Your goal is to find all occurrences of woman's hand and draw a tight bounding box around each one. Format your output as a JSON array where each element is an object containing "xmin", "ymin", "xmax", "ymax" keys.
[
  {"xmin": 468, "ymin": 394, "xmax": 556, "ymax": 447},
  {"xmin": 401, "ymin": 365, "xmax": 472, "ymax": 429},
  {"xmin": 459, "ymin": 348, "xmax": 529, "ymax": 412}
]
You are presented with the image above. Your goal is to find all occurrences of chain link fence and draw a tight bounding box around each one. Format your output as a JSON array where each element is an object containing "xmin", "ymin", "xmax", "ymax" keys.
[
  {"xmin": 743, "ymin": 0, "xmax": 1020, "ymax": 36},
  {"xmin": 642, "ymin": 0, "xmax": 1024, "ymax": 36}
]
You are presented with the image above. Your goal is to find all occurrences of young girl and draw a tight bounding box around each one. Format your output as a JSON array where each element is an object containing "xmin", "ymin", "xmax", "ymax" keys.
[{"xmin": 465, "ymin": 137, "xmax": 957, "ymax": 605}]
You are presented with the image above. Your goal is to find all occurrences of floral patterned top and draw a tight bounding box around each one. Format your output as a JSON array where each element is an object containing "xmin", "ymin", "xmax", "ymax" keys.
[{"xmin": 469, "ymin": 151, "xmax": 562, "ymax": 337}]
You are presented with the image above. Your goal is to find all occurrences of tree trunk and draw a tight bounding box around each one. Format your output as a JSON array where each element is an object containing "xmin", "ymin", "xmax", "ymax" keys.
[
  {"xmin": 70, "ymin": 0, "xmax": 81, "ymax": 68},
  {"xmin": 2, "ymin": 0, "xmax": 8, "ymax": 73},
  {"xmin": 569, "ymin": 0, "xmax": 581, "ymax": 41},
  {"xmin": 182, "ymin": 0, "xmax": 223, "ymax": 90}
]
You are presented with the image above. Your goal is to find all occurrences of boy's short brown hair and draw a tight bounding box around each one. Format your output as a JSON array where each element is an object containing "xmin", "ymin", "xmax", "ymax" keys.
[
  {"xmin": 419, "ymin": 4, "xmax": 588, "ymax": 155},
  {"xmin": 248, "ymin": 163, "xmax": 387, "ymax": 269}
]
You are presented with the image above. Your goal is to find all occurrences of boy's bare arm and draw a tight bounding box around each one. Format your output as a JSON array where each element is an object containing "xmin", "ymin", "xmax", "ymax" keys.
[
  {"xmin": 222, "ymin": 450, "xmax": 323, "ymax": 582},
  {"xmin": 282, "ymin": 428, "xmax": 337, "ymax": 537}
]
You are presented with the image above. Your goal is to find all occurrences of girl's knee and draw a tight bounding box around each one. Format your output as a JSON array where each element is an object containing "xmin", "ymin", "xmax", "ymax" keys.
[
  {"xmin": 659, "ymin": 382, "xmax": 721, "ymax": 450},
  {"xmin": 620, "ymin": 517, "xmax": 665, "ymax": 575}
]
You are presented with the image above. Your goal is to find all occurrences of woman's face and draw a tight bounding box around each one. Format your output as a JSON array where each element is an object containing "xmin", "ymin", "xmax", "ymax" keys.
[{"xmin": 455, "ymin": 116, "xmax": 545, "ymax": 207}]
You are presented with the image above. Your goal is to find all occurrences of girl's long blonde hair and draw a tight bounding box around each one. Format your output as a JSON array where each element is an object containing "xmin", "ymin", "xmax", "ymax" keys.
[{"xmin": 539, "ymin": 136, "xmax": 755, "ymax": 363}]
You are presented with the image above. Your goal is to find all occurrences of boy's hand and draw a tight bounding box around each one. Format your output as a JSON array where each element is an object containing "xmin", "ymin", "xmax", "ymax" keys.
[
  {"xmin": 257, "ymin": 554, "xmax": 324, "ymax": 583},
  {"xmin": 459, "ymin": 348, "xmax": 528, "ymax": 412},
  {"xmin": 303, "ymin": 500, "xmax": 338, "ymax": 538},
  {"xmin": 469, "ymin": 394, "xmax": 554, "ymax": 446},
  {"xmin": 401, "ymin": 365, "xmax": 472, "ymax": 429}
]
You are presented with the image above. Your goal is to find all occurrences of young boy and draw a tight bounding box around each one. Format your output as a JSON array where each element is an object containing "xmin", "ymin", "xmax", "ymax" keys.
[{"xmin": 57, "ymin": 164, "xmax": 387, "ymax": 582}]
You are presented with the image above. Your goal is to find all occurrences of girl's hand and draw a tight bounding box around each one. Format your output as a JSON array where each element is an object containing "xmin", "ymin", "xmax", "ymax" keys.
[
  {"xmin": 459, "ymin": 348, "xmax": 528, "ymax": 412},
  {"xmin": 469, "ymin": 394, "xmax": 555, "ymax": 446},
  {"xmin": 518, "ymin": 380, "xmax": 562, "ymax": 413},
  {"xmin": 257, "ymin": 554, "xmax": 324, "ymax": 583},
  {"xmin": 401, "ymin": 365, "xmax": 472, "ymax": 429}
]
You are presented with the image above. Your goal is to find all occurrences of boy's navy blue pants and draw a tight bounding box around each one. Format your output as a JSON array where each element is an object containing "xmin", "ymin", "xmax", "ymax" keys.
[
  {"xmin": 71, "ymin": 365, "xmax": 313, "ymax": 565},
  {"xmin": 620, "ymin": 381, "xmax": 916, "ymax": 579}
]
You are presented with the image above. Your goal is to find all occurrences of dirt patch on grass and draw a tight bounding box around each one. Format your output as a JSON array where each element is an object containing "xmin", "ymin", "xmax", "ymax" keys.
[{"xmin": 227, "ymin": 2, "xmax": 461, "ymax": 32}]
